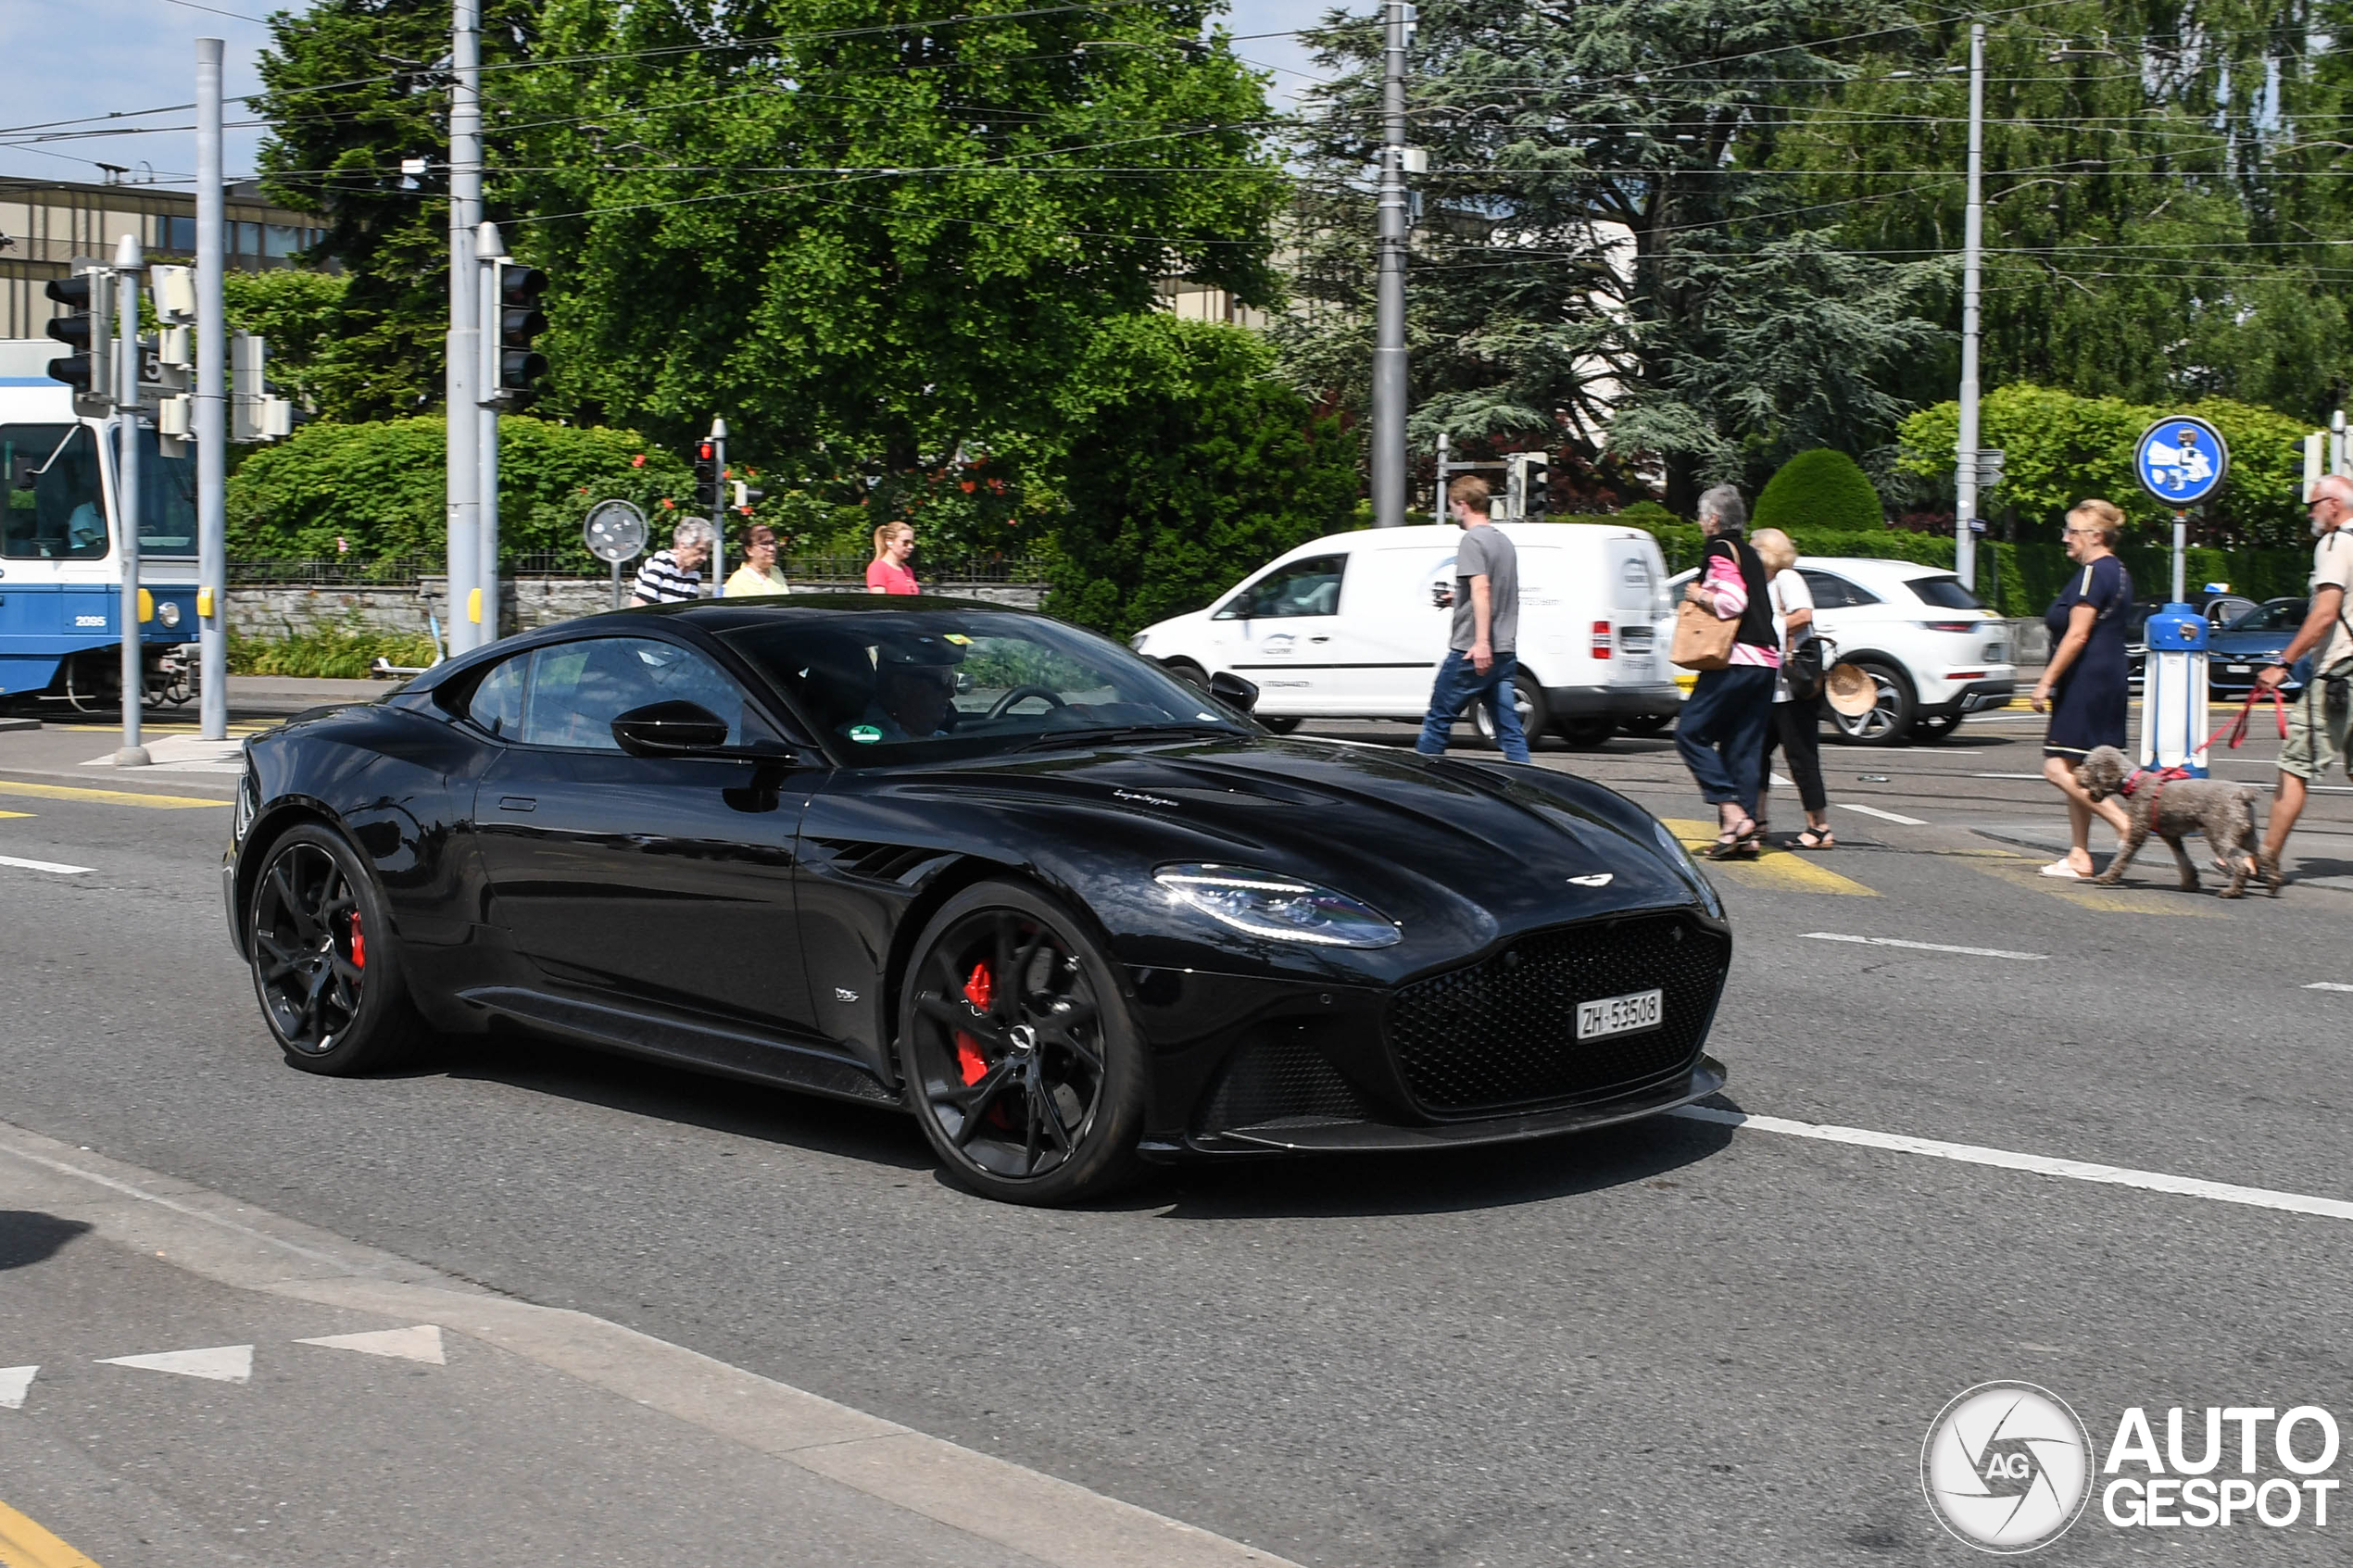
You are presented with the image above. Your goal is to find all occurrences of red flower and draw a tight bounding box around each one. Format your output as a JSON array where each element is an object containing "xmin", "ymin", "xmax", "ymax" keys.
[
  {"xmin": 632, "ymin": 454, "xmax": 647, "ymax": 469},
  {"xmin": 961, "ymin": 481, "xmax": 975, "ymax": 493}
]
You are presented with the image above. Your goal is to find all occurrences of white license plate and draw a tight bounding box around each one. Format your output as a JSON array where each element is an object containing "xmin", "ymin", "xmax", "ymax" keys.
[
  {"xmin": 1577, "ymin": 988, "xmax": 1663, "ymax": 1041},
  {"xmin": 2227, "ymin": 664, "xmax": 2251, "ymax": 673}
]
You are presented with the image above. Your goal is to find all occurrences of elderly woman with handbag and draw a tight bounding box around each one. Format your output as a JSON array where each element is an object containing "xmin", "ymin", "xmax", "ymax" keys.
[
  {"xmin": 1671, "ymin": 485, "xmax": 1780, "ymax": 859},
  {"xmin": 1750, "ymin": 528, "xmax": 1835, "ymax": 849}
]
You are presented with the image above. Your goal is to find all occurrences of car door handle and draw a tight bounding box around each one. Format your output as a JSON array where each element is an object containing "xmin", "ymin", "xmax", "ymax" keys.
[
  {"xmin": 1310, "ymin": 635, "xmax": 1330, "ymax": 643},
  {"xmin": 498, "ymin": 796, "xmax": 537, "ymax": 813}
]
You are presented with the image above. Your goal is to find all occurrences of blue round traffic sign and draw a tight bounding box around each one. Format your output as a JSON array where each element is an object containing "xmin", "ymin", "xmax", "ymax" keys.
[{"xmin": 2133, "ymin": 415, "xmax": 2229, "ymax": 506}]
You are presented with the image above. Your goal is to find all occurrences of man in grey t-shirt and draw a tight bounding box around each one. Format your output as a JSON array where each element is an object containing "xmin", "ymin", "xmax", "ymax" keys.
[{"xmin": 1416, "ymin": 474, "xmax": 1529, "ymax": 762}]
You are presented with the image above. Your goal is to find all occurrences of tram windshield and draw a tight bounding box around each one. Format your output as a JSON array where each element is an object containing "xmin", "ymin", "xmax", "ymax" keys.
[{"xmin": 0, "ymin": 423, "xmax": 197, "ymax": 559}]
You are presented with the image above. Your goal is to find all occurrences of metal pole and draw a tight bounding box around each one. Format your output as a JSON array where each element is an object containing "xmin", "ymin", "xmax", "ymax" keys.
[
  {"xmin": 444, "ymin": 0, "xmax": 483, "ymax": 652},
  {"xmin": 2173, "ymin": 509, "xmax": 2187, "ymax": 604},
  {"xmin": 708, "ymin": 416, "xmax": 728, "ymax": 595},
  {"xmin": 1432, "ymin": 431, "xmax": 1448, "ymax": 525},
  {"xmin": 1370, "ymin": 0, "xmax": 1410, "ymax": 528},
  {"xmin": 114, "ymin": 233, "xmax": 149, "ymax": 766},
  {"xmin": 2334, "ymin": 408, "xmax": 2347, "ymax": 479},
  {"xmin": 476, "ymin": 220, "xmax": 503, "ymax": 642},
  {"xmin": 1953, "ymin": 21, "xmax": 1984, "ymax": 590},
  {"xmin": 194, "ymin": 37, "xmax": 228, "ymax": 742}
]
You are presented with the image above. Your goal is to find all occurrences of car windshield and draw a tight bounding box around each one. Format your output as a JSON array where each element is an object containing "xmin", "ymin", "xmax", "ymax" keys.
[
  {"xmin": 1906, "ymin": 575, "xmax": 1985, "ymax": 610},
  {"xmin": 2224, "ymin": 600, "xmax": 2307, "ymax": 633},
  {"xmin": 720, "ymin": 610, "xmax": 1251, "ymax": 760}
]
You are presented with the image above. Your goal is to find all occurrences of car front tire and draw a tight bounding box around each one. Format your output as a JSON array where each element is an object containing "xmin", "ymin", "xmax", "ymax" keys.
[
  {"xmin": 898, "ymin": 880, "xmax": 1148, "ymax": 1206},
  {"xmin": 245, "ymin": 822, "xmax": 430, "ymax": 1074},
  {"xmin": 1473, "ymin": 672, "xmax": 1550, "ymax": 749}
]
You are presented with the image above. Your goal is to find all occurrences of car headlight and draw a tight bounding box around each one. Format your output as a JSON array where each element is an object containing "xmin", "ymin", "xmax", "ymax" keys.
[
  {"xmin": 157, "ymin": 599, "xmax": 182, "ymax": 628},
  {"xmin": 1154, "ymin": 862, "xmax": 1400, "ymax": 947}
]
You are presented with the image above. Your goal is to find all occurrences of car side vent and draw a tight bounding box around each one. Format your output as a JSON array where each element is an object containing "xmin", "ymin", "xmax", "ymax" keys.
[
  {"xmin": 812, "ymin": 839, "xmax": 940, "ymax": 884},
  {"xmin": 1197, "ymin": 1034, "xmax": 1369, "ymax": 1133}
]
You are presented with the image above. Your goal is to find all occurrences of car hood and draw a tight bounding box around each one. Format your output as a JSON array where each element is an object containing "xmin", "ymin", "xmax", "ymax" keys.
[{"xmin": 887, "ymin": 734, "xmax": 1713, "ymax": 973}]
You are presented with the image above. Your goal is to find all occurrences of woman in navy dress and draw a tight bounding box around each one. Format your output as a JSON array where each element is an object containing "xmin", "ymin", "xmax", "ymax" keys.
[{"xmin": 2029, "ymin": 498, "xmax": 2135, "ymax": 878}]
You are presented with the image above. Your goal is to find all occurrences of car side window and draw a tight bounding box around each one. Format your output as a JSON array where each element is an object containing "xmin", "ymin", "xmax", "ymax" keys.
[
  {"xmin": 1800, "ymin": 571, "xmax": 1877, "ymax": 608},
  {"xmin": 1214, "ymin": 555, "xmax": 1346, "ymax": 620},
  {"xmin": 466, "ymin": 651, "xmax": 529, "ymax": 738},
  {"xmin": 521, "ymin": 636, "xmax": 750, "ymax": 750}
]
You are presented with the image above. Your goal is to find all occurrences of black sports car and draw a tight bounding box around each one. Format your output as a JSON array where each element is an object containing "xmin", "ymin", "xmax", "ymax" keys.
[{"xmin": 224, "ymin": 597, "xmax": 1730, "ymax": 1204}]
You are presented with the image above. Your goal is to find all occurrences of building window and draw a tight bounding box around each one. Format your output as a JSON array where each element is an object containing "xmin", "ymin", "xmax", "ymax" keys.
[
  {"xmin": 233, "ymin": 221, "xmax": 262, "ymax": 256},
  {"xmin": 263, "ymin": 223, "xmax": 303, "ymax": 258},
  {"xmin": 162, "ymin": 215, "xmax": 198, "ymax": 255}
]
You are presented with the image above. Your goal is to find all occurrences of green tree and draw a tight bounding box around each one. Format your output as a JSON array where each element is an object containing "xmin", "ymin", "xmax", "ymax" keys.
[
  {"xmin": 228, "ymin": 416, "xmax": 695, "ymax": 562},
  {"xmin": 1753, "ymin": 447, "xmax": 1885, "ymax": 533},
  {"xmin": 221, "ymin": 269, "xmax": 348, "ymax": 414},
  {"xmin": 1043, "ymin": 317, "xmax": 1360, "ymax": 636},
  {"xmin": 501, "ymin": 0, "xmax": 1288, "ymax": 536}
]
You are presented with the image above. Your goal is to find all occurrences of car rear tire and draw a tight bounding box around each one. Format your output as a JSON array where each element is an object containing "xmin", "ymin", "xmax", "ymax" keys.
[
  {"xmin": 245, "ymin": 822, "xmax": 430, "ymax": 1074},
  {"xmin": 898, "ymin": 880, "xmax": 1148, "ymax": 1206},
  {"xmin": 1472, "ymin": 672, "xmax": 1548, "ymax": 749},
  {"xmin": 1911, "ymin": 710, "xmax": 1963, "ymax": 743},
  {"xmin": 1825, "ymin": 659, "xmax": 1916, "ymax": 746},
  {"xmin": 1258, "ymin": 716, "xmax": 1303, "ymax": 734},
  {"xmin": 1618, "ymin": 712, "xmax": 1673, "ymax": 737},
  {"xmin": 1555, "ymin": 718, "xmax": 1616, "ymax": 749}
]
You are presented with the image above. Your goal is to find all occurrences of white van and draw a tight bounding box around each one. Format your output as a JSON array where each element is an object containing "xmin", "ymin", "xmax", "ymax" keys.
[{"xmin": 1128, "ymin": 524, "xmax": 1680, "ymax": 746}]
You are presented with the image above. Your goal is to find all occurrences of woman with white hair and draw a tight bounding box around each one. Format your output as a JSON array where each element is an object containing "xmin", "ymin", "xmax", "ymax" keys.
[
  {"xmin": 632, "ymin": 518, "xmax": 714, "ymax": 605},
  {"xmin": 1674, "ymin": 484, "xmax": 1780, "ymax": 859},
  {"xmin": 1750, "ymin": 527, "xmax": 1833, "ymax": 849}
]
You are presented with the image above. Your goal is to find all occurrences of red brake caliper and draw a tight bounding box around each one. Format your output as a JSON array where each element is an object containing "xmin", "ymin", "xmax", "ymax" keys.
[
  {"xmin": 347, "ymin": 912, "xmax": 366, "ymax": 970},
  {"xmin": 953, "ymin": 962, "xmax": 992, "ymax": 1085}
]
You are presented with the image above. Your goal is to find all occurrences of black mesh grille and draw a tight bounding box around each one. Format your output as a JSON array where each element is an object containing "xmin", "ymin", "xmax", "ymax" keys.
[
  {"xmin": 1198, "ymin": 1034, "xmax": 1370, "ymax": 1132},
  {"xmin": 1390, "ymin": 914, "xmax": 1729, "ymax": 1114}
]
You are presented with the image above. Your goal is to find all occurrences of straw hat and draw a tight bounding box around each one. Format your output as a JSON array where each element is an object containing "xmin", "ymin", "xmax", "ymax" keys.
[{"xmin": 1824, "ymin": 662, "xmax": 1879, "ymax": 718}]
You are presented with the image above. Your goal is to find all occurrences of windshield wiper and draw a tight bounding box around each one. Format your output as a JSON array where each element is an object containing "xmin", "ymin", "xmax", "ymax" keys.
[{"xmin": 1002, "ymin": 722, "xmax": 1235, "ymax": 754}]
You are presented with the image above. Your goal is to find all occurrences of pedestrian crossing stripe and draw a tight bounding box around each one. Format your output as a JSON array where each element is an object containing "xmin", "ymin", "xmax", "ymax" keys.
[
  {"xmin": 1962, "ymin": 849, "xmax": 2219, "ymax": 918},
  {"xmin": 0, "ymin": 1498, "xmax": 104, "ymax": 1568},
  {"xmin": 1662, "ymin": 821, "xmax": 1877, "ymax": 896}
]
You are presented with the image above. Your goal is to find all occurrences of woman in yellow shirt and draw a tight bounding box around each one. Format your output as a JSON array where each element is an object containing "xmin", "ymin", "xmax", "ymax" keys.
[{"xmin": 723, "ymin": 523, "xmax": 791, "ymax": 597}]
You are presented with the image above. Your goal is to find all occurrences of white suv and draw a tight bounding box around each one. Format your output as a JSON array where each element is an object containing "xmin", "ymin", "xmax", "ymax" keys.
[{"xmin": 1664, "ymin": 555, "xmax": 2015, "ymax": 745}]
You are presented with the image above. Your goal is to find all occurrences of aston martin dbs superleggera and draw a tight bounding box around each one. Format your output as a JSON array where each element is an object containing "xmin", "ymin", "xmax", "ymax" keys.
[{"xmin": 225, "ymin": 597, "xmax": 1730, "ymax": 1204}]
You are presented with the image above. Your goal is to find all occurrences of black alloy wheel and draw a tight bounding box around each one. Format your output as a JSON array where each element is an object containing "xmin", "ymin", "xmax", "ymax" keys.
[
  {"xmin": 899, "ymin": 881, "xmax": 1146, "ymax": 1205},
  {"xmin": 245, "ymin": 823, "xmax": 427, "ymax": 1073}
]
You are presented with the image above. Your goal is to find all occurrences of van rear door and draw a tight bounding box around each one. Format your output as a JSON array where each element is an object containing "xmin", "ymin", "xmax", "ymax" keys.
[{"xmin": 1605, "ymin": 536, "xmax": 1667, "ymax": 684}]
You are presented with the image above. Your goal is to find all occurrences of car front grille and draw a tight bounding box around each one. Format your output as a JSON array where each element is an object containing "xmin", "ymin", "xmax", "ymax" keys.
[{"xmin": 1389, "ymin": 913, "xmax": 1729, "ymax": 1115}]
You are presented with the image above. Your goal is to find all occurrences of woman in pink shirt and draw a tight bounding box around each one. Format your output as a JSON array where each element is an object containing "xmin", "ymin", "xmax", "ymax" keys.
[
  {"xmin": 1674, "ymin": 485, "xmax": 1781, "ymax": 859},
  {"xmin": 866, "ymin": 522, "xmax": 919, "ymax": 595}
]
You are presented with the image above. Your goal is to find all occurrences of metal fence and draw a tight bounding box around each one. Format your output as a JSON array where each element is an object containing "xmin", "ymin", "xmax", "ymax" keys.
[{"xmin": 229, "ymin": 553, "xmax": 1046, "ymax": 585}]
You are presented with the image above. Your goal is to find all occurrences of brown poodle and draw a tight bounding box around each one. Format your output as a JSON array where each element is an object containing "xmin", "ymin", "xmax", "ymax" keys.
[{"xmin": 2071, "ymin": 745, "xmax": 2276, "ymax": 898}]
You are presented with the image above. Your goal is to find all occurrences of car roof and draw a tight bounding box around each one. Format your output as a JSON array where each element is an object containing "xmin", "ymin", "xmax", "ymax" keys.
[
  {"xmin": 1278, "ymin": 522, "xmax": 1660, "ymax": 556},
  {"xmin": 1796, "ymin": 555, "xmax": 1957, "ymax": 583}
]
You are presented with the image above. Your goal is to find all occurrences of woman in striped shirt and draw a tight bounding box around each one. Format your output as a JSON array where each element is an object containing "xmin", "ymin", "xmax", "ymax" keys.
[{"xmin": 1673, "ymin": 484, "xmax": 1781, "ymax": 859}]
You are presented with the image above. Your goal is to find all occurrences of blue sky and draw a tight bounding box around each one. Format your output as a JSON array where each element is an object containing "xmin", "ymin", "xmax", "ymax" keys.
[{"xmin": 0, "ymin": 0, "xmax": 1332, "ymax": 192}]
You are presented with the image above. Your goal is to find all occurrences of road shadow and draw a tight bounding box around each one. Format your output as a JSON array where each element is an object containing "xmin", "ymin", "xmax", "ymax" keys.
[
  {"xmin": 430, "ymin": 1028, "xmax": 937, "ymax": 1173},
  {"xmin": 0, "ymin": 1210, "xmax": 94, "ymax": 1271},
  {"xmin": 1141, "ymin": 1105, "xmax": 1739, "ymax": 1221}
]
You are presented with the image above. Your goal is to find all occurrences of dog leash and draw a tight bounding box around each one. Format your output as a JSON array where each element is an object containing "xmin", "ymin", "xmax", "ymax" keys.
[{"xmin": 2197, "ymin": 686, "xmax": 2289, "ymax": 756}]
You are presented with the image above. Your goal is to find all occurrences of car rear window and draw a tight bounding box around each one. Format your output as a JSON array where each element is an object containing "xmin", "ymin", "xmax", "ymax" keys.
[{"xmin": 1907, "ymin": 575, "xmax": 1985, "ymax": 610}]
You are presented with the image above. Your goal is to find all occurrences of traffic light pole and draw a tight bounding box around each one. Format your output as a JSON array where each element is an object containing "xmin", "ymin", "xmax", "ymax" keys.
[
  {"xmin": 1953, "ymin": 21, "xmax": 1984, "ymax": 591},
  {"xmin": 114, "ymin": 233, "xmax": 149, "ymax": 768},
  {"xmin": 445, "ymin": 0, "xmax": 484, "ymax": 654},
  {"xmin": 195, "ymin": 37, "xmax": 228, "ymax": 741},
  {"xmin": 1370, "ymin": 0, "xmax": 1410, "ymax": 528},
  {"xmin": 708, "ymin": 418, "xmax": 728, "ymax": 596},
  {"xmin": 476, "ymin": 221, "xmax": 504, "ymax": 642}
]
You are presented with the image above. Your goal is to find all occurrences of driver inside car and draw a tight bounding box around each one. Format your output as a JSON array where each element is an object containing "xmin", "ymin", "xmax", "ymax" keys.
[{"xmin": 843, "ymin": 635, "xmax": 964, "ymax": 743}]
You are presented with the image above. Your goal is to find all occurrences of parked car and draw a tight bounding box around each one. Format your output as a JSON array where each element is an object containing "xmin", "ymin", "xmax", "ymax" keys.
[
  {"xmin": 224, "ymin": 597, "xmax": 1733, "ymax": 1206},
  {"xmin": 2208, "ymin": 597, "xmax": 2309, "ymax": 698},
  {"xmin": 1128, "ymin": 524, "xmax": 1681, "ymax": 748},
  {"xmin": 1665, "ymin": 556, "xmax": 2016, "ymax": 745}
]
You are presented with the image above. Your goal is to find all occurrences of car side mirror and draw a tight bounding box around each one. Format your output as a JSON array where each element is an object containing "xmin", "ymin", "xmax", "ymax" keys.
[
  {"xmin": 1208, "ymin": 671, "xmax": 1259, "ymax": 714},
  {"xmin": 611, "ymin": 700, "xmax": 731, "ymax": 756}
]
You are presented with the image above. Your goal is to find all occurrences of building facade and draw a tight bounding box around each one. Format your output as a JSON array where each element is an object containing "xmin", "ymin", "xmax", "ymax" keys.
[{"xmin": 0, "ymin": 178, "xmax": 327, "ymax": 340}]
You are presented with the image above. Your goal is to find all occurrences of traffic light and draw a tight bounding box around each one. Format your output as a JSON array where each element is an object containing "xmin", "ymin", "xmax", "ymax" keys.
[
  {"xmin": 44, "ymin": 267, "xmax": 118, "ymax": 412},
  {"xmin": 694, "ymin": 441, "xmax": 721, "ymax": 509},
  {"xmin": 489, "ymin": 260, "xmax": 549, "ymax": 408},
  {"xmin": 1505, "ymin": 450, "xmax": 1550, "ymax": 520},
  {"xmin": 731, "ymin": 480, "xmax": 767, "ymax": 515}
]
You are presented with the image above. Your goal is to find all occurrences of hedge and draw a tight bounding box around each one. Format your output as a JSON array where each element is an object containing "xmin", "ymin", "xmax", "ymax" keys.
[{"xmin": 1753, "ymin": 449, "xmax": 1884, "ymax": 533}]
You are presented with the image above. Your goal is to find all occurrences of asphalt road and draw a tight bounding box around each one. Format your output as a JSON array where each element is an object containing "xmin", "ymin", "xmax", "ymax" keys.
[{"xmin": 3, "ymin": 692, "xmax": 2351, "ymax": 1565}]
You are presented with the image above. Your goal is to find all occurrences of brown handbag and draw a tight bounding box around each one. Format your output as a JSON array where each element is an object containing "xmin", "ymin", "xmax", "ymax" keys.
[{"xmin": 1670, "ymin": 600, "xmax": 1737, "ymax": 671}]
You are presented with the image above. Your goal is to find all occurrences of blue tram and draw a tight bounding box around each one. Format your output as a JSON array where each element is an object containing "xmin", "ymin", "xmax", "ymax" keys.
[{"xmin": 0, "ymin": 343, "xmax": 200, "ymax": 709}]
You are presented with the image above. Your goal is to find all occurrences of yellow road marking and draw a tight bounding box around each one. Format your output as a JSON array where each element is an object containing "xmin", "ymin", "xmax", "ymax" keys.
[
  {"xmin": 1964, "ymin": 848, "xmax": 2219, "ymax": 918},
  {"xmin": 0, "ymin": 780, "xmax": 228, "ymax": 809},
  {"xmin": 1664, "ymin": 819, "xmax": 1877, "ymax": 896},
  {"xmin": 0, "ymin": 810, "xmax": 30, "ymax": 820},
  {"xmin": 0, "ymin": 1499, "xmax": 104, "ymax": 1568}
]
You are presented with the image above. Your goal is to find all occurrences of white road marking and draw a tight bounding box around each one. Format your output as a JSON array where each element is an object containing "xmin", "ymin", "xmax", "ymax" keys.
[
  {"xmin": 1674, "ymin": 1106, "xmax": 2353, "ymax": 1224},
  {"xmin": 0, "ymin": 1365, "xmax": 35, "ymax": 1410},
  {"xmin": 0, "ymin": 854, "xmax": 92, "ymax": 876},
  {"xmin": 1802, "ymin": 932, "xmax": 2046, "ymax": 960},
  {"xmin": 1973, "ymin": 772, "xmax": 2046, "ymax": 780},
  {"xmin": 2305, "ymin": 982, "xmax": 2353, "ymax": 992},
  {"xmin": 296, "ymin": 1323, "xmax": 445, "ymax": 1364},
  {"xmin": 1837, "ymin": 801, "xmax": 1927, "ymax": 825},
  {"xmin": 96, "ymin": 1344, "xmax": 253, "ymax": 1383}
]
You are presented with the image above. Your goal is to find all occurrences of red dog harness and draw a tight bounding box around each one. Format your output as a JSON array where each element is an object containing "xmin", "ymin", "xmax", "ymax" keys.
[{"xmin": 2119, "ymin": 764, "xmax": 2192, "ymax": 816}]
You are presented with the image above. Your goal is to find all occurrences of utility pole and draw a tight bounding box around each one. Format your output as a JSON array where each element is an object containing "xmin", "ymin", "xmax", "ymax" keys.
[
  {"xmin": 114, "ymin": 232, "xmax": 149, "ymax": 768},
  {"xmin": 444, "ymin": 0, "xmax": 483, "ymax": 653},
  {"xmin": 1370, "ymin": 0, "xmax": 1410, "ymax": 527},
  {"xmin": 1953, "ymin": 20, "xmax": 1985, "ymax": 590},
  {"xmin": 707, "ymin": 417, "xmax": 728, "ymax": 594},
  {"xmin": 194, "ymin": 37, "xmax": 228, "ymax": 742},
  {"xmin": 476, "ymin": 220, "xmax": 503, "ymax": 641}
]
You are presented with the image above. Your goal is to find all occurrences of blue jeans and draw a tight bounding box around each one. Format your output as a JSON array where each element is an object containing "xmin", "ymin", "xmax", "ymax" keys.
[
  {"xmin": 1417, "ymin": 648, "xmax": 1530, "ymax": 763},
  {"xmin": 1675, "ymin": 664, "xmax": 1775, "ymax": 814}
]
